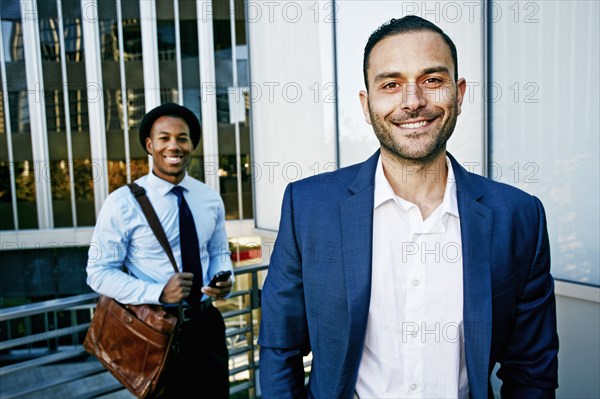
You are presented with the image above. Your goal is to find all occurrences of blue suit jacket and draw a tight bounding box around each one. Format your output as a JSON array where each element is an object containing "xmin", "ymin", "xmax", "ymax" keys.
[{"xmin": 258, "ymin": 151, "xmax": 558, "ymax": 399}]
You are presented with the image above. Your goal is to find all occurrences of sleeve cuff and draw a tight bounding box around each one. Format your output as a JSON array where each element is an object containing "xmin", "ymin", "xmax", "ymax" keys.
[{"xmin": 146, "ymin": 283, "xmax": 167, "ymax": 305}]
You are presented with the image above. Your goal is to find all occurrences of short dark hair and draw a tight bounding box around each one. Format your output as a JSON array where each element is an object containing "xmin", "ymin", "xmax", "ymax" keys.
[{"xmin": 362, "ymin": 15, "xmax": 458, "ymax": 90}]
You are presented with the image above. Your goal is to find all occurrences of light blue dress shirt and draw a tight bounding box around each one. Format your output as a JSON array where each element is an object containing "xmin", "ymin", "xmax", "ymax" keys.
[{"xmin": 86, "ymin": 172, "xmax": 234, "ymax": 305}]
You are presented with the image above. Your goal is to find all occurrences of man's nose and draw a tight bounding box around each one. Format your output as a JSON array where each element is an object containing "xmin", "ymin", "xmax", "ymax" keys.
[
  {"xmin": 400, "ymin": 83, "xmax": 426, "ymax": 111},
  {"xmin": 167, "ymin": 138, "xmax": 180, "ymax": 149}
]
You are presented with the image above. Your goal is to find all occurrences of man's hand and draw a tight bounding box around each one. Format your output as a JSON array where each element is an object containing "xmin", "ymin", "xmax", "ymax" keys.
[
  {"xmin": 159, "ymin": 272, "xmax": 194, "ymax": 304},
  {"xmin": 201, "ymin": 279, "xmax": 233, "ymax": 300}
]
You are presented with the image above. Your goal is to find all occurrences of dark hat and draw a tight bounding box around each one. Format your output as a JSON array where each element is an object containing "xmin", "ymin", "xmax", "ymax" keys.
[{"xmin": 139, "ymin": 102, "xmax": 201, "ymax": 153}]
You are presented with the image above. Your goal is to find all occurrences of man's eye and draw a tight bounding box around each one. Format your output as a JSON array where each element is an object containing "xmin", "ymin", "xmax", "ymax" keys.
[
  {"xmin": 384, "ymin": 82, "xmax": 399, "ymax": 89},
  {"xmin": 424, "ymin": 78, "xmax": 442, "ymax": 85}
]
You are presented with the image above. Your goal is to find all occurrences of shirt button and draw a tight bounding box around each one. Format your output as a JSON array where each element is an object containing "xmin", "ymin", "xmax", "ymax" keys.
[
  {"xmin": 411, "ymin": 384, "xmax": 417, "ymax": 390},
  {"xmin": 413, "ymin": 279, "xmax": 420, "ymax": 286}
]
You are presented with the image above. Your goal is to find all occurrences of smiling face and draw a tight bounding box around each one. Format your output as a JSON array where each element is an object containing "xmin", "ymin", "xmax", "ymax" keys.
[
  {"xmin": 360, "ymin": 30, "xmax": 466, "ymax": 165},
  {"xmin": 145, "ymin": 115, "xmax": 194, "ymax": 184}
]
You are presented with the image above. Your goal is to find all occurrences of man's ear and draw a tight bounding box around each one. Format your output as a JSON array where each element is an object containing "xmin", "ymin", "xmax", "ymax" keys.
[
  {"xmin": 359, "ymin": 90, "xmax": 372, "ymax": 125},
  {"xmin": 456, "ymin": 78, "xmax": 467, "ymax": 115},
  {"xmin": 145, "ymin": 136, "xmax": 153, "ymax": 153}
]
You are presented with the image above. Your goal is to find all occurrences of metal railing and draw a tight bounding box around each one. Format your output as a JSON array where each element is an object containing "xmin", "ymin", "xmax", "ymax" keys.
[{"xmin": 0, "ymin": 264, "xmax": 268, "ymax": 399}]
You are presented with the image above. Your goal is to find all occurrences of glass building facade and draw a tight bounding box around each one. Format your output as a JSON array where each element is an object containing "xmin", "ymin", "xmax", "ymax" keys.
[{"xmin": 0, "ymin": 0, "xmax": 253, "ymax": 306}]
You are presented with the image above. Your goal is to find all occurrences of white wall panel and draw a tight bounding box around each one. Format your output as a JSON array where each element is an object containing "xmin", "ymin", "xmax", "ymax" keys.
[{"xmin": 249, "ymin": 1, "xmax": 337, "ymax": 231}]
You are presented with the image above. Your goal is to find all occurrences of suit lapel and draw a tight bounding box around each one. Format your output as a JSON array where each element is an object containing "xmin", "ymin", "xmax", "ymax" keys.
[
  {"xmin": 340, "ymin": 190, "xmax": 374, "ymax": 334},
  {"xmin": 337, "ymin": 151, "xmax": 378, "ymax": 397},
  {"xmin": 451, "ymin": 154, "xmax": 493, "ymax": 398}
]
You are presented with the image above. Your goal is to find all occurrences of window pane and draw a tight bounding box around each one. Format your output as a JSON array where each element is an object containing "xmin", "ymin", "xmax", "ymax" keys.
[
  {"xmin": 235, "ymin": 0, "xmax": 253, "ymax": 220},
  {"xmin": 174, "ymin": 1, "xmax": 206, "ymax": 188},
  {"xmin": 0, "ymin": 65, "xmax": 16, "ymax": 230},
  {"xmin": 2, "ymin": 8, "xmax": 38, "ymax": 229},
  {"xmin": 37, "ymin": 0, "xmax": 95, "ymax": 227},
  {"xmin": 490, "ymin": 1, "xmax": 599, "ymax": 285},
  {"xmin": 98, "ymin": 1, "xmax": 149, "ymax": 192},
  {"xmin": 213, "ymin": 0, "xmax": 252, "ymax": 220}
]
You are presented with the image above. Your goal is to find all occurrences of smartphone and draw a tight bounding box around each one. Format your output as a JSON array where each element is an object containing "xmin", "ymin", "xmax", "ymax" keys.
[{"xmin": 208, "ymin": 270, "xmax": 232, "ymax": 288}]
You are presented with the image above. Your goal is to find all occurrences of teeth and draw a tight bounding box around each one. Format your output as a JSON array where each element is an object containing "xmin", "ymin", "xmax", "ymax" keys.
[
  {"xmin": 165, "ymin": 156, "xmax": 181, "ymax": 163},
  {"xmin": 399, "ymin": 120, "xmax": 428, "ymax": 129}
]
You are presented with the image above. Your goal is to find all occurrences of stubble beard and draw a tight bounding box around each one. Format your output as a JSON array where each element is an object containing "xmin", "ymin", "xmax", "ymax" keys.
[{"xmin": 369, "ymin": 102, "xmax": 459, "ymax": 167}]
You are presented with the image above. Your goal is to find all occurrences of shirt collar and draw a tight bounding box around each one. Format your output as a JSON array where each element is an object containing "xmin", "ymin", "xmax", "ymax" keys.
[
  {"xmin": 146, "ymin": 171, "xmax": 191, "ymax": 196},
  {"xmin": 442, "ymin": 157, "xmax": 459, "ymax": 218},
  {"xmin": 374, "ymin": 155, "xmax": 397, "ymax": 209},
  {"xmin": 373, "ymin": 153, "xmax": 460, "ymax": 218}
]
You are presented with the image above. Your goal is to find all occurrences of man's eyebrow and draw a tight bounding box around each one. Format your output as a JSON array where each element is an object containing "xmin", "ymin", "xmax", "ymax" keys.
[
  {"xmin": 156, "ymin": 131, "xmax": 191, "ymax": 135},
  {"xmin": 373, "ymin": 72, "xmax": 405, "ymax": 83},
  {"xmin": 423, "ymin": 66, "xmax": 450, "ymax": 75}
]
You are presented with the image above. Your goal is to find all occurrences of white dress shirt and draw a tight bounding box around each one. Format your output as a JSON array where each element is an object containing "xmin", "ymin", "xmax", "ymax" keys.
[
  {"xmin": 86, "ymin": 172, "xmax": 234, "ymax": 305},
  {"xmin": 355, "ymin": 155, "xmax": 469, "ymax": 398}
]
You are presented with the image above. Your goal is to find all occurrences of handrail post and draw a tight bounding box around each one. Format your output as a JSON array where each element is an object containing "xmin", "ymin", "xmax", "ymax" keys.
[{"xmin": 246, "ymin": 269, "xmax": 259, "ymax": 399}]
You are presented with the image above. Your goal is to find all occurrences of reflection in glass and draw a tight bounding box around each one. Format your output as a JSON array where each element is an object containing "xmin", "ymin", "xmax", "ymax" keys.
[
  {"xmin": 37, "ymin": 0, "xmax": 95, "ymax": 227},
  {"xmin": 0, "ymin": 161, "xmax": 16, "ymax": 230},
  {"xmin": 157, "ymin": 20, "xmax": 176, "ymax": 61},
  {"xmin": 178, "ymin": 1, "xmax": 205, "ymax": 184},
  {"xmin": 1, "ymin": 8, "xmax": 38, "ymax": 229},
  {"xmin": 0, "ymin": 153, "xmax": 16, "ymax": 228},
  {"xmin": 0, "ymin": 66, "xmax": 16, "ymax": 230},
  {"xmin": 99, "ymin": 2, "xmax": 148, "ymax": 193},
  {"xmin": 212, "ymin": 0, "xmax": 253, "ymax": 220},
  {"xmin": 490, "ymin": 1, "xmax": 599, "ymax": 285}
]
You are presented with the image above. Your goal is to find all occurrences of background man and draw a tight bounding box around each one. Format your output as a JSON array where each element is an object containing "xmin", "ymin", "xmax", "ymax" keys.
[
  {"xmin": 258, "ymin": 16, "xmax": 558, "ymax": 399},
  {"xmin": 86, "ymin": 102, "xmax": 234, "ymax": 398}
]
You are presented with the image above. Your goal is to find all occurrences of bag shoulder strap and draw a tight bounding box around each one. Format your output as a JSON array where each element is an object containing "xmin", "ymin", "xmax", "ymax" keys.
[{"xmin": 128, "ymin": 183, "xmax": 179, "ymax": 274}]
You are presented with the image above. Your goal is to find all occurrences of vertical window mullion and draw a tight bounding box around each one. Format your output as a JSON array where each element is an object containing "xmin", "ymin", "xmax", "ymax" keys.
[
  {"xmin": 56, "ymin": 0, "xmax": 78, "ymax": 226},
  {"xmin": 174, "ymin": 0, "xmax": 183, "ymax": 105},
  {"xmin": 0, "ymin": 27, "xmax": 20, "ymax": 229},
  {"xmin": 484, "ymin": 0, "xmax": 491, "ymax": 178},
  {"xmin": 229, "ymin": 0, "xmax": 242, "ymax": 220},
  {"xmin": 22, "ymin": 0, "xmax": 53, "ymax": 228},
  {"xmin": 140, "ymin": 0, "xmax": 160, "ymax": 109},
  {"xmin": 81, "ymin": 0, "xmax": 109, "ymax": 213},
  {"xmin": 116, "ymin": 0, "xmax": 132, "ymax": 183},
  {"xmin": 140, "ymin": 0, "xmax": 160, "ymax": 172},
  {"xmin": 197, "ymin": 0, "xmax": 219, "ymax": 192}
]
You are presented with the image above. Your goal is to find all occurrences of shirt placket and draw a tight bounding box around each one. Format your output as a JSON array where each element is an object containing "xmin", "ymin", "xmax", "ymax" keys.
[{"xmin": 402, "ymin": 207, "xmax": 426, "ymax": 397}]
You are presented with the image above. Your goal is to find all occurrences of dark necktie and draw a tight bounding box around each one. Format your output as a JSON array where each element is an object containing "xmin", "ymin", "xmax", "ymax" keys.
[{"xmin": 171, "ymin": 186, "xmax": 202, "ymax": 305}]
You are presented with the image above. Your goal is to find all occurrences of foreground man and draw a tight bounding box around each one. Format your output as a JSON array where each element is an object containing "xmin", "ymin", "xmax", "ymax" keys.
[{"xmin": 258, "ymin": 15, "xmax": 559, "ymax": 399}]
